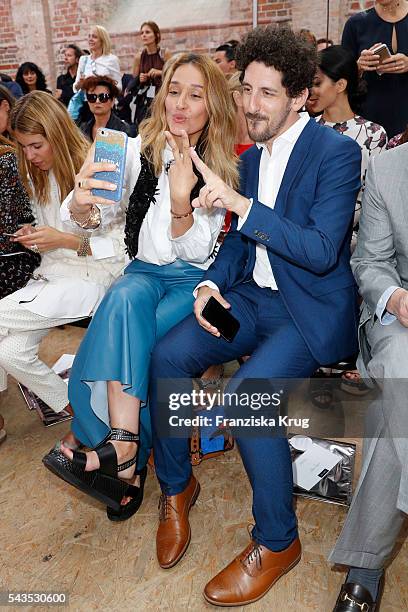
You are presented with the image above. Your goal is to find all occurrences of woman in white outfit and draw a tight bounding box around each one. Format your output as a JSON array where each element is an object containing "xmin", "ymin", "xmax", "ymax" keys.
[
  {"xmin": 0, "ymin": 91, "xmax": 127, "ymax": 414},
  {"xmin": 73, "ymin": 25, "xmax": 121, "ymax": 93}
]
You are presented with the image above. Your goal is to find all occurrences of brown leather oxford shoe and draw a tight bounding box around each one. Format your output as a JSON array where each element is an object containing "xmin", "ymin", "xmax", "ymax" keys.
[
  {"xmin": 156, "ymin": 475, "xmax": 200, "ymax": 569},
  {"xmin": 203, "ymin": 536, "xmax": 301, "ymax": 606}
]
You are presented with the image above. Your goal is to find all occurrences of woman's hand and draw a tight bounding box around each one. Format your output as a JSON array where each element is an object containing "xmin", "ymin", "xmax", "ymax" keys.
[
  {"xmin": 378, "ymin": 53, "xmax": 408, "ymax": 74},
  {"xmin": 165, "ymin": 130, "xmax": 198, "ymax": 211},
  {"xmin": 12, "ymin": 224, "xmax": 36, "ymax": 238},
  {"xmin": 357, "ymin": 45, "xmax": 381, "ymax": 72},
  {"xmin": 147, "ymin": 68, "xmax": 161, "ymax": 80},
  {"xmin": 13, "ymin": 226, "xmax": 78, "ymax": 253},
  {"xmin": 69, "ymin": 146, "xmax": 118, "ymax": 218},
  {"xmin": 139, "ymin": 72, "xmax": 149, "ymax": 83}
]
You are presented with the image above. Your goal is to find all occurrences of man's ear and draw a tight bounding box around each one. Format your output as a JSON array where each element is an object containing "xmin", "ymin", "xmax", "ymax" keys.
[{"xmin": 291, "ymin": 88, "xmax": 309, "ymax": 112}]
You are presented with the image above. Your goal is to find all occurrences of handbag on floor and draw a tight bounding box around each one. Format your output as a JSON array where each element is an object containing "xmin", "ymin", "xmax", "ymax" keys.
[{"xmin": 189, "ymin": 409, "xmax": 234, "ymax": 465}]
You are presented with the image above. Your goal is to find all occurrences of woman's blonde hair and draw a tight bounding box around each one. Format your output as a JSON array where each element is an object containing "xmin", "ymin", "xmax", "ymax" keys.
[
  {"xmin": 10, "ymin": 91, "xmax": 89, "ymax": 204},
  {"xmin": 139, "ymin": 52, "xmax": 239, "ymax": 188},
  {"xmin": 228, "ymin": 71, "xmax": 243, "ymax": 110},
  {"xmin": 91, "ymin": 25, "xmax": 112, "ymax": 56}
]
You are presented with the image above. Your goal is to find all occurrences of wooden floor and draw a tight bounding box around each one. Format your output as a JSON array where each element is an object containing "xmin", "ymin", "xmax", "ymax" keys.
[{"xmin": 0, "ymin": 326, "xmax": 406, "ymax": 611}]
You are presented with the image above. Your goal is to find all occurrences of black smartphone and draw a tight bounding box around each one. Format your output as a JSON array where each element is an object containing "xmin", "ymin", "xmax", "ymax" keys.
[{"xmin": 201, "ymin": 296, "xmax": 240, "ymax": 342}]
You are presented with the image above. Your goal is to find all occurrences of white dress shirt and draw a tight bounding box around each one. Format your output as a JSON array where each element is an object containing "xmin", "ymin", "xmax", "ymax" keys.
[{"xmin": 238, "ymin": 113, "xmax": 309, "ymax": 289}]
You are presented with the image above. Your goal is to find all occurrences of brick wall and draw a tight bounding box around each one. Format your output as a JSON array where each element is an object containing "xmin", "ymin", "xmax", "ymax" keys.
[{"xmin": 0, "ymin": 0, "xmax": 375, "ymax": 87}]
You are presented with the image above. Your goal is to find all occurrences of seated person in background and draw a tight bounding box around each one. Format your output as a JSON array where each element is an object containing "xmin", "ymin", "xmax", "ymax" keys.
[
  {"xmin": 0, "ymin": 85, "xmax": 40, "ymax": 301},
  {"xmin": 0, "ymin": 73, "xmax": 23, "ymax": 99},
  {"xmin": 307, "ymin": 45, "xmax": 387, "ymax": 396},
  {"xmin": 330, "ymin": 143, "xmax": 408, "ymax": 612},
  {"xmin": 298, "ymin": 28, "xmax": 317, "ymax": 47},
  {"xmin": 15, "ymin": 62, "xmax": 52, "ymax": 95},
  {"xmin": 317, "ymin": 37, "xmax": 334, "ymax": 51},
  {"xmin": 55, "ymin": 44, "xmax": 83, "ymax": 107},
  {"xmin": 79, "ymin": 75, "xmax": 133, "ymax": 141},
  {"xmin": 0, "ymin": 91, "xmax": 127, "ymax": 418},
  {"xmin": 0, "ymin": 85, "xmax": 40, "ymax": 448},
  {"xmin": 42, "ymin": 53, "xmax": 238, "ymax": 524},
  {"xmin": 213, "ymin": 42, "xmax": 238, "ymax": 76}
]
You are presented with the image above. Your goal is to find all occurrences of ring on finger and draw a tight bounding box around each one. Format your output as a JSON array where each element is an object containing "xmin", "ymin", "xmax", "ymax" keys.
[
  {"xmin": 78, "ymin": 178, "xmax": 87, "ymax": 190},
  {"xmin": 31, "ymin": 243, "xmax": 40, "ymax": 253}
]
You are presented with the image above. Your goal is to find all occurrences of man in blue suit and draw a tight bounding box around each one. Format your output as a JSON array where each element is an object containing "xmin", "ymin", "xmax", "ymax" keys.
[{"xmin": 151, "ymin": 27, "xmax": 361, "ymax": 606}]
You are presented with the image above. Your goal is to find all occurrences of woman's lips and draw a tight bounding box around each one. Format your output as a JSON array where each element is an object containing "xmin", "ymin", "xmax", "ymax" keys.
[{"xmin": 172, "ymin": 115, "xmax": 187, "ymax": 123}]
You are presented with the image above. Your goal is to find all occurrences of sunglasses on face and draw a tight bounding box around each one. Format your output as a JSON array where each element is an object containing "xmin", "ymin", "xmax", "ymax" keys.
[{"xmin": 86, "ymin": 92, "xmax": 112, "ymax": 103}]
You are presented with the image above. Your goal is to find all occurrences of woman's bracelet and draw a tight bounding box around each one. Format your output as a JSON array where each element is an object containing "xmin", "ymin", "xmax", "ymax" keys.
[
  {"xmin": 171, "ymin": 207, "xmax": 194, "ymax": 219},
  {"xmin": 77, "ymin": 234, "xmax": 90, "ymax": 257},
  {"xmin": 70, "ymin": 205, "xmax": 101, "ymax": 229}
]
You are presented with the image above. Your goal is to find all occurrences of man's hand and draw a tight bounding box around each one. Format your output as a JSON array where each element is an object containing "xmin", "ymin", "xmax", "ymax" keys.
[
  {"xmin": 194, "ymin": 286, "xmax": 231, "ymax": 337},
  {"xmin": 386, "ymin": 288, "xmax": 408, "ymax": 327},
  {"xmin": 190, "ymin": 148, "xmax": 250, "ymax": 217}
]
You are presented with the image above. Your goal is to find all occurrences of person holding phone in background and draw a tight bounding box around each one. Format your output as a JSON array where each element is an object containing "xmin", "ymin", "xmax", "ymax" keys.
[
  {"xmin": 342, "ymin": 0, "xmax": 408, "ymax": 137},
  {"xmin": 43, "ymin": 53, "xmax": 238, "ymax": 523},
  {"xmin": 0, "ymin": 91, "xmax": 127, "ymax": 425},
  {"xmin": 0, "ymin": 86, "xmax": 41, "ymax": 301},
  {"xmin": 0, "ymin": 85, "xmax": 40, "ymax": 448}
]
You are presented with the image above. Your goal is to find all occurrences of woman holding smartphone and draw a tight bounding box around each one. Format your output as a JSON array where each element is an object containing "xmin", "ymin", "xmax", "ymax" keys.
[
  {"xmin": 44, "ymin": 53, "xmax": 238, "ymax": 522},
  {"xmin": 342, "ymin": 0, "xmax": 408, "ymax": 137},
  {"xmin": 0, "ymin": 91, "xmax": 127, "ymax": 422}
]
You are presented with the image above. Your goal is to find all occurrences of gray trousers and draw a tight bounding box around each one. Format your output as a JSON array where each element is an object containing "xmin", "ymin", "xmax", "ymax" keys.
[{"xmin": 330, "ymin": 316, "xmax": 408, "ymax": 569}]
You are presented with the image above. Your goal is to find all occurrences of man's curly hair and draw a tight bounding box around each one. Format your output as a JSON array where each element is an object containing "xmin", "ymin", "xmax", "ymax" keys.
[{"xmin": 236, "ymin": 26, "xmax": 317, "ymax": 98}]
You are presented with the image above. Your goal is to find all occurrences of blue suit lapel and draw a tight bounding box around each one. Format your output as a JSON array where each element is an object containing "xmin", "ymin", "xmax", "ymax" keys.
[{"xmin": 273, "ymin": 118, "xmax": 317, "ymax": 216}]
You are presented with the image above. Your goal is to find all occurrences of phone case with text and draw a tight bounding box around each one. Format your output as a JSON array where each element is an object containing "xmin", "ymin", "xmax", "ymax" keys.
[{"xmin": 92, "ymin": 128, "xmax": 128, "ymax": 202}]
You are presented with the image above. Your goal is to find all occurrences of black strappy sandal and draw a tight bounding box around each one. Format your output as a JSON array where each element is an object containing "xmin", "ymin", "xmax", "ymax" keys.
[
  {"xmin": 106, "ymin": 464, "xmax": 148, "ymax": 522},
  {"xmin": 42, "ymin": 428, "xmax": 139, "ymax": 511}
]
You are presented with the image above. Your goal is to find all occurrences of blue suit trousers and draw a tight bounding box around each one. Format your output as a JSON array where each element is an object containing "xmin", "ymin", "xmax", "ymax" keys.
[{"xmin": 150, "ymin": 281, "xmax": 319, "ymax": 551}]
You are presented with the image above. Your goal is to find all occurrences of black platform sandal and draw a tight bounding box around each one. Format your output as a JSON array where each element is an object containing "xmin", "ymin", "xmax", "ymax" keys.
[
  {"xmin": 42, "ymin": 428, "xmax": 139, "ymax": 511},
  {"xmin": 106, "ymin": 464, "xmax": 148, "ymax": 522}
]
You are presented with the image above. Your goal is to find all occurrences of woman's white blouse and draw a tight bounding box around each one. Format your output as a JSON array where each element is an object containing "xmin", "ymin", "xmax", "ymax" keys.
[
  {"xmin": 7, "ymin": 172, "xmax": 127, "ymax": 318},
  {"xmin": 73, "ymin": 54, "xmax": 122, "ymax": 92},
  {"xmin": 61, "ymin": 135, "xmax": 226, "ymax": 271}
]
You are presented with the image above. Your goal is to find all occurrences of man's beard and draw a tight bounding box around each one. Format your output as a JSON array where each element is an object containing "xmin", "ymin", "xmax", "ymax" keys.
[{"xmin": 245, "ymin": 101, "xmax": 292, "ymax": 143}]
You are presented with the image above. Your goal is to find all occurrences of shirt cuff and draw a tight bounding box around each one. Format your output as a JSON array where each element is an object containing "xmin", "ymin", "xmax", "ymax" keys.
[
  {"xmin": 376, "ymin": 285, "xmax": 400, "ymax": 325},
  {"xmin": 237, "ymin": 198, "xmax": 253, "ymax": 230},
  {"xmin": 90, "ymin": 236, "xmax": 116, "ymax": 260},
  {"xmin": 193, "ymin": 280, "xmax": 220, "ymax": 298}
]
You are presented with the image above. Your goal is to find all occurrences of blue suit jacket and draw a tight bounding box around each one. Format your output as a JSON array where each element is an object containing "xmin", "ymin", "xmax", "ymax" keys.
[{"xmin": 203, "ymin": 118, "xmax": 362, "ymax": 365}]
